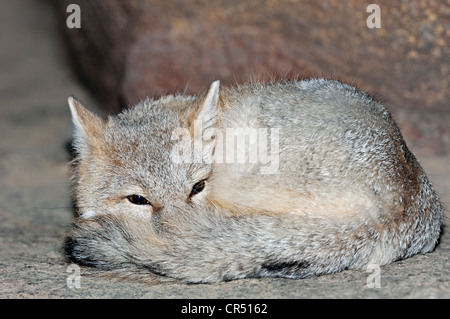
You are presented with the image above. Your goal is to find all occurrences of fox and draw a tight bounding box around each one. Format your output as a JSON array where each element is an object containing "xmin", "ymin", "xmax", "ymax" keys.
[{"xmin": 64, "ymin": 79, "xmax": 443, "ymax": 283}]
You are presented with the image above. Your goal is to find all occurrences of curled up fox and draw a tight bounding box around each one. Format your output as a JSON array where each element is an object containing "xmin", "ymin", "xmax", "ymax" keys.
[{"xmin": 65, "ymin": 79, "xmax": 443, "ymax": 283}]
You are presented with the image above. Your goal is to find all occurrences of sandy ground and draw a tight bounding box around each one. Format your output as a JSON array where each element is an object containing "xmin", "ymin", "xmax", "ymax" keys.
[{"xmin": 0, "ymin": 0, "xmax": 449, "ymax": 298}]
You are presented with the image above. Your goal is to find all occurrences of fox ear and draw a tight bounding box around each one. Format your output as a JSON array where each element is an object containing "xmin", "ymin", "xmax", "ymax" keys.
[
  {"xmin": 192, "ymin": 80, "xmax": 220, "ymax": 133},
  {"xmin": 68, "ymin": 97, "xmax": 105, "ymax": 154},
  {"xmin": 189, "ymin": 81, "xmax": 220, "ymax": 164}
]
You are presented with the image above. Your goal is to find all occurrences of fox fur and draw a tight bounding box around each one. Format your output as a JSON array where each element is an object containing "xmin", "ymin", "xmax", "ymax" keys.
[{"xmin": 64, "ymin": 79, "xmax": 443, "ymax": 283}]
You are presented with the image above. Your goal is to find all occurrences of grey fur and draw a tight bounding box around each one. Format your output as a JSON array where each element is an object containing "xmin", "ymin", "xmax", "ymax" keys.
[{"xmin": 65, "ymin": 79, "xmax": 443, "ymax": 283}]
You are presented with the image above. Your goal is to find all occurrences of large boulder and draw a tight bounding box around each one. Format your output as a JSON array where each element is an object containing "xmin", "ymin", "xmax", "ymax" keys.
[{"xmin": 54, "ymin": 0, "xmax": 449, "ymax": 155}]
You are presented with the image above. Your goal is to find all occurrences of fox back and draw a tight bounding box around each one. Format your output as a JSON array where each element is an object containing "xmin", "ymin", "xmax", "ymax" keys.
[{"xmin": 65, "ymin": 79, "xmax": 443, "ymax": 283}]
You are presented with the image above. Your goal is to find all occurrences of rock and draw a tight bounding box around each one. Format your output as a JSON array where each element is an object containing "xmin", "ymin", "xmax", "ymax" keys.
[
  {"xmin": 53, "ymin": 0, "xmax": 449, "ymax": 154},
  {"xmin": 1, "ymin": 0, "xmax": 449, "ymax": 298}
]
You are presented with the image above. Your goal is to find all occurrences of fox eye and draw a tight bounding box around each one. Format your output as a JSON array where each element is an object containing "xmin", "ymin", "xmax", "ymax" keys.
[
  {"xmin": 126, "ymin": 194, "xmax": 151, "ymax": 206},
  {"xmin": 189, "ymin": 179, "xmax": 206, "ymax": 199}
]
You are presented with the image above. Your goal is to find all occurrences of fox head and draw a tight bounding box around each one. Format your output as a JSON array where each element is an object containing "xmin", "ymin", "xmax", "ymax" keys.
[
  {"xmin": 65, "ymin": 81, "xmax": 229, "ymax": 278},
  {"xmin": 68, "ymin": 81, "xmax": 220, "ymax": 221}
]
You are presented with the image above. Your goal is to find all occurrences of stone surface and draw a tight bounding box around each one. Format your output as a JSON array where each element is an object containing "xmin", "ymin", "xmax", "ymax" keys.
[{"xmin": 0, "ymin": 0, "xmax": 448, "ymax": 299}]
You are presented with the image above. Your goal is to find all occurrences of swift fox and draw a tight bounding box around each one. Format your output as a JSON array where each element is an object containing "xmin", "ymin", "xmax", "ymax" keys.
[{"xmin": 65, "ymin": 79, "xmax": 443, "ymax": 283}]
